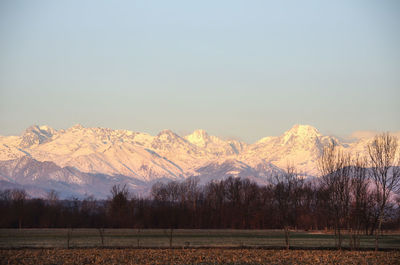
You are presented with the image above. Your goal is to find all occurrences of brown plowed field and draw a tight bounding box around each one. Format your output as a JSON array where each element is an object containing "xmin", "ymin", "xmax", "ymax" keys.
[{"xmin": 1, "ymin": 249, "xmax": 400, "ymax": 265}]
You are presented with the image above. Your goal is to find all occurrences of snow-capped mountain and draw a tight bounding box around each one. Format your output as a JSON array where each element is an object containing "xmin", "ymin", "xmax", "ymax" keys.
[
  {"xmin": 241, "ymin": 125, "xmax": 343, "ymax": 176},
  {"xmin": 0, "ymin": 156, "xmax": 148, "ymax": 198},
  {"xmin": 185, "ymin": 129, "xmax": 247, "ymax": 156},
  {"xmin": 0, "ymin": 124, "xmax": 397, "ymax": 198},
  {"xmin": 19, "ymin": 125, "xmax": 57, "ymax": 148}
]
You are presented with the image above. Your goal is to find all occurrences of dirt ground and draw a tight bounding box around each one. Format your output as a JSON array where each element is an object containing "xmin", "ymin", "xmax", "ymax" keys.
[{"xmin": 1, "ymin": 248, "xmax": 400, "ymax": 265}]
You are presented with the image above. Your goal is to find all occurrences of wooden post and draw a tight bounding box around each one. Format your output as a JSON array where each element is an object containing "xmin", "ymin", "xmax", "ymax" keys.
[
  {"xmin": 98, "ymin": 228, "xmax": 105, "ymax": 247},
  {"xmin": 284, "ymin": 227, "xmax": 290, "ymax": 250},
  {"xmin": 137, "ymin": 228, "xmax": 141, "ymax": 248},
  {"xmin": 67, "ymin": 228, "xmax": 72, "ymax": 249},
  {"xmin": 169, "ymin": 228, "xmax": 173, "ymax": 248}
]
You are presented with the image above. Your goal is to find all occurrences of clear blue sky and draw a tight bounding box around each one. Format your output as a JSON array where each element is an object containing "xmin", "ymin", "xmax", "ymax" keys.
[{"xmin": 1, "ymin": 0, "xmax": 399, "ymax": 142}]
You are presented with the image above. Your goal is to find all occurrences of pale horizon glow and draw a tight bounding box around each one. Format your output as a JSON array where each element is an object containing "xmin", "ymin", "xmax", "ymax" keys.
[{"xmin": 1, "ymin": 0, "xmax": 399, "ymax": 143}]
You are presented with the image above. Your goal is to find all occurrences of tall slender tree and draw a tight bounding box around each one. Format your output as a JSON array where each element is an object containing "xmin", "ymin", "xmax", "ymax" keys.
[
  {"xmin": 349, "ymin": 155, "xmax": 369, "ymax": 248},
  {"xmin": 274, "ymin": 165, "xmax": 303, "ymax": 249},
  {"xmin": 368, "ymin": 132, "xmax": 400, "ymax": 250},
  {"xmin": 318, "ymin": 143, "xmax": 351, "ymax": 249},
  {"xmin": 11, "ymin": 189, "xmax": 27, "ymax": 229}
]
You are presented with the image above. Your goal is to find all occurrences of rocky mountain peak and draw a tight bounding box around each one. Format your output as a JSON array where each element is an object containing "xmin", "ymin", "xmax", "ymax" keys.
[
  {"xmin": 66, "ymin": 124, "xmax": 84, "ymax": 131},
  {"xmin": 192, "ymin": 129, "xmax": 209, "ymax": 138},
  {"xmin": 284, "ymin": 124, "xmax": 320, "ymax": 137},
  {"xmin": 185, "ymin": 130, "xmax": 211, "ymax": 147},
  {"xmin": 156, "ymin": 129, "xmax": 181, "ymax": 140},
  {"xmin": 19, "ymin": 125, "xmax": 56, "ymax": 148},
  {"xmin": 281, "ymin": 125, "xmax": 321, "ymax": 145}
]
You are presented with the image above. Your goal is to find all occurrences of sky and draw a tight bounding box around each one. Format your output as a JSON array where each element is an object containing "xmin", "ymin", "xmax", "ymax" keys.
[{"xmin": 0, "ymin": 0, "xmax": 399, "ymax": 143}]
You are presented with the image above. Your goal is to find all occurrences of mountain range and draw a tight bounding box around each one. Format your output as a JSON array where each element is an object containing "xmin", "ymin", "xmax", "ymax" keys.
[{"xmin": 0, "ymin": 124, "xmax": 397, "ymax": 198}]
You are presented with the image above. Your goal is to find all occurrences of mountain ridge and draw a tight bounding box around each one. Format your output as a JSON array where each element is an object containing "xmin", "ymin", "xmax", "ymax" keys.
[{"xmin": 0, "ymin": 124, "xmax": 398, "ymax": 198}]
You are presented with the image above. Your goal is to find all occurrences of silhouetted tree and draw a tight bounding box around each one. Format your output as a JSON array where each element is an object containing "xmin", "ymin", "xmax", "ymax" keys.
[
  {"xmin": 109, "ymin": 184, "xmax": 129, "ymax": 227},
  {"xmin": 349, "ymin": 155, "xmax": 370, "ymax": 248},
  {"xmin": 274, "ymin": 165, "xmax": 304, "ymax": 249},
  {"xmin": 319, "ymin": 143, "xmax": 351, "ymax": 249},
  {"xmin": 368, "ymin": 132, "xmax": 400, "ymax": 250},
  {"xmin": 11, "ymin": 189, "xmax": 27, "ymax": 229}
]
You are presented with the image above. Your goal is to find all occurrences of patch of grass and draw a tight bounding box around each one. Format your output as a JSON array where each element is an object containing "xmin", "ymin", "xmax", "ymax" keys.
[{"xmin": 0, "ymin": 229, "xmax": 399, "ymax": 249}]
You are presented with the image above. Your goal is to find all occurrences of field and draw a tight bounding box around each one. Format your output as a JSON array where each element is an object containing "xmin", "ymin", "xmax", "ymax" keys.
[
  {"xmin": 1, "ymin": 249, "xmax": 400, "ymax": 264},
  {"xmin": 1, "ymin": 229, "xmax": 400, "ymax": 264},
  {"xmin": 1, "ymin": 229, "xmax": 399, "ymax": 249}
]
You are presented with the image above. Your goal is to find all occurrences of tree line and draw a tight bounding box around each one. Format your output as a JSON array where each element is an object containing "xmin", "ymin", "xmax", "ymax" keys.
[{"xmin": 0, "ymin": 133, "xmax": 399, "ymax": 250}]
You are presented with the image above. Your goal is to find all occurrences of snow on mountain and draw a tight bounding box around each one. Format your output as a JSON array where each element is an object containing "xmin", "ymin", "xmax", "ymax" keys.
[
  {"xmin": 242, "ymin": 125, "xmax": 342, "ymax": 176},
  {"xmin": 0, "ymin": 156, "xmax": 148, "ymax": 198},
  {"xmin": 20, "ymin": 125, "xmax": 57, "ymax": 148},
  {"xmin": 0, "ymin": 124, "xmax": 398, "ymax": 198},
  {"xmin": 150, "ymin": 129, "xmax": 209, "ymax": 169},
  {"xmin": 0, "ymin": 135, "xmax": 26, "ymax": 161},
  {"xmin": 185, "ymin": 129, "xmax": 247, "ymax": 156},
  {"xmin": 191, "ymin": 158, "xmax": 283, "ymax": 186},
  {"xmin": 28, "ymin": 126, "xmax": 188, "ymax": 182}
]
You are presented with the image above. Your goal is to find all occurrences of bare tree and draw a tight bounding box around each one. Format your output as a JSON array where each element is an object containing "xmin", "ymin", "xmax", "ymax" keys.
[
  {"xmin": 368, "ymin": 132, "xmax": 400, "ymax": 250},
  {"xmin": 274, "ymin": 165, "xmax": 303, "ymax": 250},
  {"xmin": 204, "ymin": 180, "xmax": 226, "ymax": 227},
  {"xmin": 349, "ymin": 155, "xmax": 369, "ymax": 249},
  {"xmin": 109, "ymin": 184, "xmax": 129, "ymax": 227},
  {"xmin": 318, "ymin": 143, "xmax": 351, "ymax": 249},
  {"xmin": 46, "ymin": 190, "xmax": 59, "ymax": 202},
  {"xmin": 180, "ymin": 177, "xmax": 200, "ymax": 227},
  {"xmin": 11, "ymin": 189, "xmax": 27, "ymax": 229}
]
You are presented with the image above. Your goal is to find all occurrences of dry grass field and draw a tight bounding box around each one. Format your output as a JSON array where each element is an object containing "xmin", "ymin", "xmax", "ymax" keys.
[
  {"xmin": 1, "ymin": 229, "xmax": 399, "ymax": 264},
  {"xmin": 1, "ymin": 229, "xmax": 399, "ymax": 249},
  {"xmin": 1, "ymin": 248, "xmax": 400, "ymax": 265}
]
